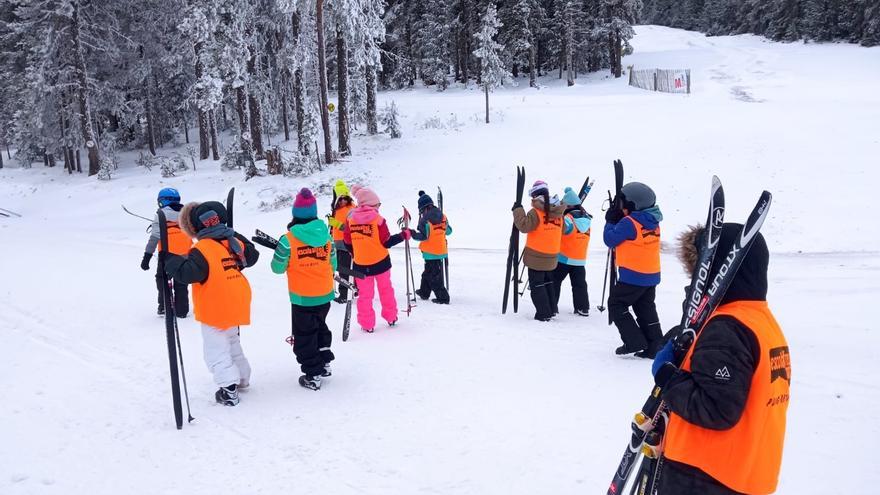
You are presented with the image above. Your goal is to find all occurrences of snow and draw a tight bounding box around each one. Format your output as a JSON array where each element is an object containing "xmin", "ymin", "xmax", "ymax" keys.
[{"xmin": 1, "ymin": 26, "xmax": 878, "ymax": 494}]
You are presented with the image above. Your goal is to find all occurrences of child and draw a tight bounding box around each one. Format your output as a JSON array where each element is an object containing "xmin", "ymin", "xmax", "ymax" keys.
[
  {"xmin": 271, "ymin": 188, "xmax": 337, "ymax": 391},
  {"xmin": 553, "ymin": 186, "xmax": 591, "ymax": 316},
  {"xmin": 410, "ymin": 191, "xmax": 452, "ymax": 304},
  {"xmin": 343, "ymin": 184, "xmax": 409, "ymax": 332},
  {"xmin": 603, "ymin": 181, "xmax": 663, "ymax": 357},
  {"xmin": 327, "ymin": 180, "xmax": 355, "ymax": 304},
  {"xmin": 140, "ymin": 187, "xmax": 192, "ymax": 317},
  {"xmin": 512, "ymin": 180, "xmax": 567, "ymax": 321},
  {"xmin": 165, "ymin": 201, "xmax": 259, "ymax": 406}
]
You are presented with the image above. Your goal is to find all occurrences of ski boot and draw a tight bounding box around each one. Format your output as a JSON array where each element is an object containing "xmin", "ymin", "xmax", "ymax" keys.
[
  {"xmin": 575, "ymin": 309, "xmax": 590, "ymax": 317},
  {"xmin": 157, "ymin": 304, "xmax": 165, "ymax": 316},
  {"xmin": 215, "ymin": 384, "xmax": 240, "ymax": 406},
  {"xmin": 322, "ymin": 363, "xmax": 332, "ymax": 378},
  {"xmin": 388, "ymin": 319, "xmax": 398, "ymax": 327},
  {"xmin": 361, "ymin": 327, "xmax": 374, "ymax": 333},
  {"xmin": 414, "ymin": 289, "xmax": 430, "ymax": 301},
  {"xmin": 299, "ymin": 374, "xmax": 322, "ymax": 391}
]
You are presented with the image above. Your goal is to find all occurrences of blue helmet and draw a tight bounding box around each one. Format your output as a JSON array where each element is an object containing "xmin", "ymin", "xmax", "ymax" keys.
[{"xmin": 157, "ymin": 187, "xmax": 181, "ymax": 207}]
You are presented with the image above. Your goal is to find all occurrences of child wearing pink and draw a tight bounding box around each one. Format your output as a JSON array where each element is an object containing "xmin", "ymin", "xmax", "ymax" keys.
[{"xmin": 343, "ymin": 185, "xmax": 410, "ymax": 332}]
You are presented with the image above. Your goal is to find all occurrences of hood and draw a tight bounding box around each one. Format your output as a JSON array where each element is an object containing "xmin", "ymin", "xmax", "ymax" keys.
[
  {"xmin": 291, "ymin": 218, "xmax": 332, "ymax": 247},
  {"xmin": 571, "ymin": 214, "xmax": 591, "ymax": 233},
  {"xmin": 179, "ymin": 202, "xmax": 200, "ymax": 238},
  {"xmin": 422, "ymin": 205, "xmax": 444, "ymax": 225},
  {"xmin": 630, "ymin": 205, "xmax": 663, "ymax": 229},
  {"xmin": 531, "ymin": 197, "xmax": 566, "ymax": 218},
  {"xmin": 678, "ymin": 223, "xmax": 769, "ymax": 304},
  {"xmin": 349, "ymin": 205, "xmax": 380, "ymax": 224}
]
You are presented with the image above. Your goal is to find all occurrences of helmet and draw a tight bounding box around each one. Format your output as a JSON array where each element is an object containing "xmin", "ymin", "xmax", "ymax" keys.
[
  {"xmin": 157, "ymin": 187, "xmax": 181, "ymax": 207},
  {"xmin": 620, "ymin": 182, "xmax": 656, "ymax": 211}
]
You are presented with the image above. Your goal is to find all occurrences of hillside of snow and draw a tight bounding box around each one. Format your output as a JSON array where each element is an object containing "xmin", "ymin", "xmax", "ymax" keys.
[{"xmin": 1, "ymin": 26, "xmax": 878, "ymax": 494}]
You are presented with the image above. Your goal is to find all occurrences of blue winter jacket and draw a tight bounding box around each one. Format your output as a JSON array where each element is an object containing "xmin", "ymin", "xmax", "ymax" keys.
[{"xmin": 603, "ymin": 206, "xmax": 663, "ymax": 286}]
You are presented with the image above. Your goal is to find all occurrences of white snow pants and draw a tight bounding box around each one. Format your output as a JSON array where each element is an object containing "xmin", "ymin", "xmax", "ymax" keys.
[{"xmin": 201, "ymin": 324, "xmax": 252, "ymax": 388}]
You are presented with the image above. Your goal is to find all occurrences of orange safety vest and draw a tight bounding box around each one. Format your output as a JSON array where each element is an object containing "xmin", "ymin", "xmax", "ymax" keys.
[
  {"xmin": 159, "ymin": 221, "xmax": 193, "ymax": 255},
  {"xmin": 615, "ymin": 216, "xmax": 660, "ymax": 274},
  {"xmin": 559, "ymin": 214, "xmax": 590, "ymax": 262},
  {"xmin": 348, "ymin": 216, "xmax": 389, "ymax": 266},
  {"xmin": 285, "ymin": 232, "xmax": 334, "ymax": 297},
  {"xmin": 419, "ymin": 215, "xmax": 448, "ymax": 256},
  {"xmin": 191, "ymin": 238, "xmax": 252, "ymax": 330},
  {"xmin": 331, "ymin": 204, "xmax": 353, "ymax": 242},
  {"xmin": 525, "ymin": 209, "xmax": 563, "ymax": 255},
  {"xmin": 665, "ymin": 300, "xmax": 790, "ymax": 495}
]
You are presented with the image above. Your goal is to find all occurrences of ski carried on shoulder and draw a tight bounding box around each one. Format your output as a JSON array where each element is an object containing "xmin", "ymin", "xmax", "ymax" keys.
[
  {"xmin": 607, "ymin": 179, "xmax": 773, "ymax": 495},
  {"xmin": 226, "ymin": 187, "xmax": 235, "ymax": 228},
  {"xmin": 598, "ymin": 160, "xmax": 624, "ymax": 318},
  {"xmin": 502, "ymin": 166, "xmax": 526, "ymax": 314},
  {"xmin": 157, "ymin": 209, "xmax": 194, "ymax": 430}
]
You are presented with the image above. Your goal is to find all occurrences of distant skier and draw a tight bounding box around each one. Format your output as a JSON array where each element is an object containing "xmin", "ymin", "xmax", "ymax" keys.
[
  {"xmin": 604, "ymin": 181, "xmax": 664, "ymax": 357},
  {"xmin": 513, "ymin": 180, "xmax": 567, "ymax": 321},
  {"xmin": 164, "ymin": 201, "xmax": 259, "ymax": 406},
  {"xmin": 651, "ymin": 223, "xmax": 790, "ymax": 495},
  {"xmin": 328, "ymin": 180, "xmax": 355, "ymax": 304},
  {"xmin": 553, "ymin": 187, "xmax": 592, "ymax": 316},
  {"xmin": 141, "ymin": 188, "xmax": 192, "ymax": 317},
  {"xmin": 343, "ymin": 184, "xmax": 409, "ymax": 332},
  {"xmin": 270, "ymin": 188, "xmax": 337, "ymax": 391},
  {"xmin": 410, "ymin": 190, "xmax": 452, "ymax": 304}
]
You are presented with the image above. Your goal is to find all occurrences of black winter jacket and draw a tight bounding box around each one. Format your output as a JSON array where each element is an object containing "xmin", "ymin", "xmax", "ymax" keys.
[{"xmin": 164, "ymin": 233, "xmax": 259, "ymax": 285}]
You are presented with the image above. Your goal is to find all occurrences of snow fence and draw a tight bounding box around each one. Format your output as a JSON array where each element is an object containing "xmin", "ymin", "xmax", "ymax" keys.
[{"xmin": 629, "ymin": 68, "xmax": 691, "ymax": 94}]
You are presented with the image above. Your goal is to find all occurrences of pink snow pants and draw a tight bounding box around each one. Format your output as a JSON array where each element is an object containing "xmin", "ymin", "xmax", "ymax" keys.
[{"xmin": 356, "ymin": 270, "xmax": 398, "ymax": 330}]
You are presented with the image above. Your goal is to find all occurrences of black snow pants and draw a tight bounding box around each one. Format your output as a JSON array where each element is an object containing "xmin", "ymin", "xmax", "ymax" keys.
[
  {"xmin": 529, "ymin": 268, "xmax": 558, "ymax": 321},
  {"xmin": 291, "ymin": 303, "xmax": 335, "ymax": 377},
  {"xmin": 552, "ymin": 263, "xmax": 589, "ymax": 313},
  {"xmin": 418, "ymin": 258, "xmax": 449, "ymax": 303},
  {"xmin": 608, "ymin": 281, "xmax": 662, "ymax": 352},
  {"xmin": 156, "ymin": 270, "xmax": 189, "ymax": 316},
  {"xmin": 656, "ymin": 459, "xmax": 744, "ymax": 495}
]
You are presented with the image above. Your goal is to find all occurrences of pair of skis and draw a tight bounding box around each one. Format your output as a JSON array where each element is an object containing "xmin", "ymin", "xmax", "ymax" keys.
[
  {"xmin": 598, "ymin": 159, "xmax": 624, "ymax": 319},
  {"xmin": 401, "ymin": 207, "xmax": 417, "ymax": 316},
  {"xmin": 502, "ymin": 167, "xmax": 527, "ymax": 313},
  {"xmin": 437, "ymin": 186, "xmax": 450, "ymax": 292},
  {"xmin": 606, "ymin": 178, "xmax": 772, "ymax": 495},
  {"xmin": 0, "ymin": 207, "xmax": 22, "ymax": 218},
  {"xmin": 251, "ymin": 229, "xmax": 363, "ymax": 342}
]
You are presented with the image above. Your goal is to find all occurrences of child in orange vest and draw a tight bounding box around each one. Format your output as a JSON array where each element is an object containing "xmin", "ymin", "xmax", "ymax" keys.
[
  {"xmin": 270, "ymin": 188, "xmax": 337, "ymax": 391},
  {"xmin": 141, "ymin": 188, "xmax": 192, "ymax": 317},
  {"xmin": 327, "ymin": 180, "xmax": 354, "ymax": 303},
  {"xmin": 165, "ymin": 201, "xmax": 259, "ymax": 406},
  {"xmin": 343, "ymin": 184, "xmax": 409, "ymax": 332},
  {"xmin": 553, "ymin": 187, "xmax": 591, "ymax": 316},
  {"xmin": 604, "ymin": 182, "xmax": 663, "ymax": 357},
  {"xmin": 513, "ymin": 180, "xmax": 567, "ymax": 321},
  {"xmin": 411, "ymin": 191, "xmax": 452, "ymax": 304}
]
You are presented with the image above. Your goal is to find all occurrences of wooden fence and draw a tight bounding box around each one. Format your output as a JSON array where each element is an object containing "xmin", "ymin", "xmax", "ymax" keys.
[{"xmin": 628, "ymin": 68, "xmax": 691, "ymax": 94}]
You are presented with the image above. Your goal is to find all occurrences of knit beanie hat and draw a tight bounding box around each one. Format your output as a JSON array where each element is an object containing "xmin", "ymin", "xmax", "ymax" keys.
[
  {"xmin": 530, "ymin": 180, "xmax": 549, "ymax": 197},
  {"xmin": 417, "ymin": 190, "xmax": 434, "ymax": 211},
  {"xmin": 562, "ymin": 187, "xmax": 581, "ymax": 206},
  {"xmin": 351, "ymin": 184, "xmax": 381, "ymax": 207},
  {"xmin": 334, "ymin": 179, "xmax": 350, "ymax": 198},
  {"xmin": 292, "ymin": 188, "xmax": 318, "ymax": 219}
]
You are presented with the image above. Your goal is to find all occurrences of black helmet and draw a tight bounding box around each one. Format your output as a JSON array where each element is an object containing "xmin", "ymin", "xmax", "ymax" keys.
[{"xmin": 620, "ymin": 182, "xmax": 656, "ymax": 211}]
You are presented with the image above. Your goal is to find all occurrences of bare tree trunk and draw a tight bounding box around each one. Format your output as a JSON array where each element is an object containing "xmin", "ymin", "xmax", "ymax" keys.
[
  {"xmin": 0, "ymin": 145, "xmax": 3, "ymax": 168},
  {"xmin": 566, "ymin": 24, "xmax": 575, "ymax": 86},
  {"xmin": 197, "ymin": 111, "xmax": 210, "ymax": 159},
  {"xmin": 316, "ymin": 0, "xmax": 333, "ymax": 164},
  {"xmin": 208, "ymin": 109, "xmax": 220, "ymax": 160},
  {"xmin": 336, "ymin": 26, "xmax": 350, "ymax": 156},
  {"xmin": 235, "ymin": 86, "xmax": 252, "ymax": 155},
  {"xmin": 247, "ymin": 47, "xmax": 265, "ymax": 159},
  {"xmin": 484, "ymin": 84, "xmax": 489, "ymax": 124},
  {"xmin": 366, "ymin": 63, "xmax": 378, "ymax": 135},
  {"xmin": 281, "ymin": 70, "xmax": 290, "ymax": 141},
  {"xmin": 145, "ymin": 88, "xmax": 157, "ymax": 155},
  {"xmin": 292, "ymin": 12, "xmax": 308, "ymax": 156},
  {"xmin": 182, "ymin": 112, "xmax": 190, "ymax": 144},
  {"xmin": 76, "ymin": 149, "xmax": 82, "ymax": 173},
  {"xmin": 614, "ymin": 31, "xmax": 623, "ymax": 78},
  {"xmin": 529, "ymin": 44, "xmax": 537, "ymax": 88},
  {"xmin": 71, "ymin": 2, "xmax": 100, "ymax": 176}
]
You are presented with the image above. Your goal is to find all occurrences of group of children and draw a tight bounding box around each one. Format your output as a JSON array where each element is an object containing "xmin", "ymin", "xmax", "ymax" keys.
[
  {"xmin": 512, "ymin": 178, "xmax": 664, "ymax": 359},
  {"xmin": 142, "ymin": 182, "xmax": 453, "ymax": 403}
]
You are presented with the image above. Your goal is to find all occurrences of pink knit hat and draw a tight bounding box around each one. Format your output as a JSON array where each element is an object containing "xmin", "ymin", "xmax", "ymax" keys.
[{"xmin": 350, "ymin": 184, "xmax": 381, "ymax": 207}]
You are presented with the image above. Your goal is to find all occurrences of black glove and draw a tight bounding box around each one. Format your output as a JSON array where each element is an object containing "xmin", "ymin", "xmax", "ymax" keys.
[
  {"xmin": 511, "ymin": 202, "xmax": 523, "ymax": 211},
  {"xmin": 140, "ymin": 253, "xmax": 152, "ymax": 271},
  {"xmin": 605, "ymin": 206, "xmax": 624, "ymax": 224},
  {"xmin": 654, "ymin": 362, "xmax": 678, "ymax": 388}
]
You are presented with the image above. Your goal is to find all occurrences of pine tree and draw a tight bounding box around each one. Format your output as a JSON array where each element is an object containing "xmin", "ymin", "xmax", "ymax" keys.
[{"xmin": 474, "ymin": 4, "xmax": 508, "ymax": 124}]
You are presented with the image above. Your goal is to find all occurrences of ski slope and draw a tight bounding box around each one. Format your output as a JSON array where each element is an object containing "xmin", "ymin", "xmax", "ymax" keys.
[{"xmin": 1, "ymin": 26, "xmax": 878, "ymax": 494}]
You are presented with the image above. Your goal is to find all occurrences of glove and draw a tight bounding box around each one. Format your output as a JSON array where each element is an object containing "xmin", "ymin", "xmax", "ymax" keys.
[
  {"xmin": 328, "ymin": 216, "xmax": 342, "ymax": 229},
  {"xmin": 654, "ymin": 362, "xmax": 678, "ymax": 388},
  {"xmin": 140, "ymin": 253, "xmax": 152, "ymax": 271},
  {"xmin": 401, "ymin": 229, "xmax": 412, "ymax": 240},
  {"xmin": 652, "ymin": 340, "xmax": 675, "ymax": 377},
  {"xmin": 605, "ymin": 206, "xmax": 624, "ymax": 224},
  {"xmin": 511, "ymin": 202, "xmax": 522, "ymax": 211}
]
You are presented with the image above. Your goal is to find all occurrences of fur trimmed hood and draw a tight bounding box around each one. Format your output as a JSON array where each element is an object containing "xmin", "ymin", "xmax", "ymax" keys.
[{"xmin": 179, "ymin": 202, "xmax": 200, "ymax": 238}]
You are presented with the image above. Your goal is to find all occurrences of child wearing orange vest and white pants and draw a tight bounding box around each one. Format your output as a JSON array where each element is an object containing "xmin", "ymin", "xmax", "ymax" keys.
[
  {"xmin": 411, "ymin": 191, "xmax": 452, "ymax": 304},
  {"xmin": 165, "ymin": 201, "xmax": 260, "ymax": 406},
  {"xmin": 327, "ymin": 180, "xmax": 355, "ymax": 303},
  {"xmin": 270, "ymin": 188, "xmax": 337, "ymax": 391},
  {"xmin": 651, "ymin": 223, "xmax": 789, "ymax": 495},
  {"xmin": 604, "ymin": 182, "xmax": 663, "ymax": 357},
  {"xmin": 553, "ymin": 187, "xmax": 592, "ymax": 316},
  {"xmin": 513, "ymin": 180, "xmax": 567, "ymax": 322},
  {"xmin": 343, "ymin": 184, "xmax": 409, "ymax": 332}
]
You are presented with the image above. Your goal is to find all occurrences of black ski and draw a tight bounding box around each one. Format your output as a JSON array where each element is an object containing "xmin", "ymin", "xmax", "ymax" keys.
[
  {"xmin": 578, "ymin": 176, "xmax": 594, "ymax": 203},
  {"xmin": 438, "ymin": 186, "xmax": 449, "ymax": 292},
  {"xmin": 157, "ymin": 209, "xmax": 194, "ymax": 429},
  {"xmin": 335, "ymin": 275, "xmax": 358, "ymax": 341},
  {"xmin": 599, "ymin": 160, "xmax": 625, "ymax": 321},
  {"xmin": 0, "ymin": 207, "xmax": 22, "ymax": 218},
  {"xmin": 607, "ymin": 182, "xmax": 775, "ymax": 495},
  {"xmin": 502, "ymin": 166, "xmax": 526, "ymax": 314},
  {"xmin": 226, "ymin": 187, "xmax": 235, "ymax": 229}
]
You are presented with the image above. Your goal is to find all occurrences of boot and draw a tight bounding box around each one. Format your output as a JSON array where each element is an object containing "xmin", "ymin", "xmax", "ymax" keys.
[
  {"xmin": 415, "ymin": 289, "xmax": 430, "ymax": 301},
  {"xmin": 322, "ymin": 363, "xmax": 332, "ymax": 377},
  {"xmin": 431, "ymin": 288, "xmax": 450, "ymax": 305},
  {"xmin": 575, "ymin": 309, "xmax": 590, "ymax": 317},
  {"xmin": 215, "ymin": 384, "xmax": 240, "ymax": 406},
  {"xmin": 299, "ymin": 374, "xmax": 322, "ymax": 391},
  {"xmin": 157, "ymin": 304, "xmax": 165, "ymax": 316}
]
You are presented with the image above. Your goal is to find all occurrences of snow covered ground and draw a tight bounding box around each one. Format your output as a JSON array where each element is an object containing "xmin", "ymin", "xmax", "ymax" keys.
[{"xmin": 2, "ymin": 26, "xmax": 878, "ymax": 494}]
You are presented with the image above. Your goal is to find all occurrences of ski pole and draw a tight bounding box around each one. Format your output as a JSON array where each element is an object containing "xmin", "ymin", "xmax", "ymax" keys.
[
  {"xmin": 597, "ymin": 248, "xmax": 611, "ymax": 313},
  {"xmin": 174, "ymin": 324, "xmax": 195, "ymax": 423}
]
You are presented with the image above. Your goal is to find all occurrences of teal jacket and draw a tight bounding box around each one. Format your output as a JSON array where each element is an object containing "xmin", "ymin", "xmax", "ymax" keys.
[{"xmin": 271, "ymin": 219, "xmax": 338, "ymax": 306}]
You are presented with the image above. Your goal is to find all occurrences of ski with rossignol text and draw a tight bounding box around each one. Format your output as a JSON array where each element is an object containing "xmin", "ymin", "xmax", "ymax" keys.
[
  {"xmin": 606, "ymin": 180, "xmax": 773, "ymax": 495},
  {"xmin": 502, "ymin": 166, "xmax": 526, "ymax": 314}
]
